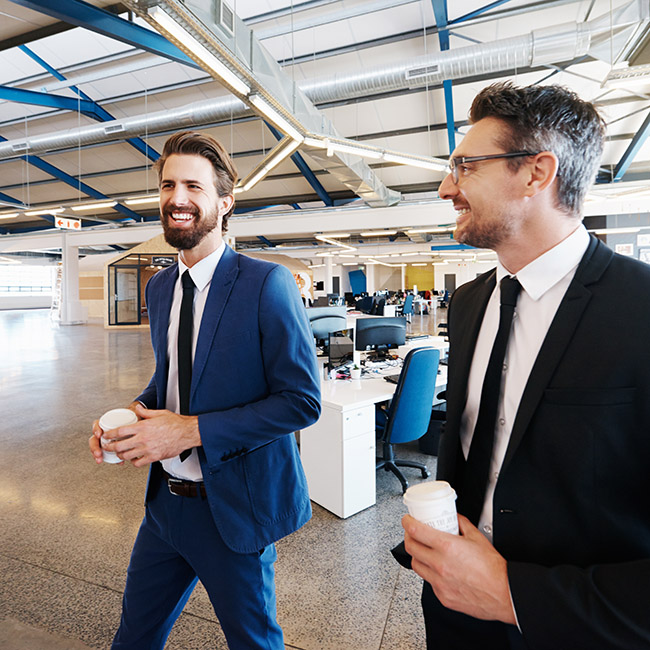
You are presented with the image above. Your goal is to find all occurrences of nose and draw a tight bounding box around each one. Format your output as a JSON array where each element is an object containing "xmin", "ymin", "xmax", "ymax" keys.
[
  {"xmin": 167, "ymin": 184, "xmax": 190, "ymax": 206},
  {"xmin": 437, "ymin": 172, "xmax": 457, "ymax": 201}
]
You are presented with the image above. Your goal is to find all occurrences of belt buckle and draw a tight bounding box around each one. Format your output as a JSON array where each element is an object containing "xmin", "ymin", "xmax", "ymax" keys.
[{"xmin": 167, "ymin": 478, "xmax": 185, "ymax": 496}]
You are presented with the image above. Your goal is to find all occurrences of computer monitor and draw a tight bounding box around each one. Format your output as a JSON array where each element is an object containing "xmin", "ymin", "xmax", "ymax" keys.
[
  {"xmin": 354, "ymin": 317, "xmax": 406, "ymax": 359},
  {"xmin": 328, "ymin": 330, "xmax": 354, "ymax": 370}
]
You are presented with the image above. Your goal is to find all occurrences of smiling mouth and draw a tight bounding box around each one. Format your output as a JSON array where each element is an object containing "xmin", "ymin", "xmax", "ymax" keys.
[{"xmin": 168, "ymin": 211, "xmax": 196, "ymax": 225}]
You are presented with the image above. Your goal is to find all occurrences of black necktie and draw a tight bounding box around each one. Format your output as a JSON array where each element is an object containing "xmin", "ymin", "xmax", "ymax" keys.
[
  {"xmin": 178, "ymin": 270, "xmax": 195, "ymax": 462},
  {"xmin": 457, "ymin": 275, "xmax": 522, "ymax": 525}
]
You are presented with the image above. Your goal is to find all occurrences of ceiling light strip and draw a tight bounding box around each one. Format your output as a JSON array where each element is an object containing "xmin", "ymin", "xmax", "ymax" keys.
[{"xmin": 148, "ymin": 6, "xmax": 251, "ymax": 96}]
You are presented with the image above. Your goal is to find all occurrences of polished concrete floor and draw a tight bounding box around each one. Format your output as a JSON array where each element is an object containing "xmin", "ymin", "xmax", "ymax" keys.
[{"xmin": 0, "ymin": 308, "xmax": 446, "ymax": 650}]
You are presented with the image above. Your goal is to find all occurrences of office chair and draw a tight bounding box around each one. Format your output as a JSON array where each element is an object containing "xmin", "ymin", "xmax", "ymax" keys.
[
  {"xmin": 397, "ymin": 294, "xmax": 414, "ymax": 322},
  {"xmin": 306, "ymin": 306, "xmax": 347, "ymax": 342},
  {"xmin": 355, "ymin": 296, "xmax": 373, "ymax": 313},
  {"xmin": 376, "ymin": 346, "xmax": 440, "ymax": 493}
]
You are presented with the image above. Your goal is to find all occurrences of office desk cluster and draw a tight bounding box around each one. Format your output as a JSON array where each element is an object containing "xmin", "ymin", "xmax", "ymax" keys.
[{"xmin": 300, "ymin": 338, "xmax": 448, "ymax": 519}]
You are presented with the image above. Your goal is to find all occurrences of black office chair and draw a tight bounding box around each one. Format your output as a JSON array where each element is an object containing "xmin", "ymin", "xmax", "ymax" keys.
[
  {"xmin": 306, "ymin": 306, "xmax": 347, "ymax": 343},
  {"xmin": 376, "ymin": 347, "xmax": 440, "ymax": 493}
]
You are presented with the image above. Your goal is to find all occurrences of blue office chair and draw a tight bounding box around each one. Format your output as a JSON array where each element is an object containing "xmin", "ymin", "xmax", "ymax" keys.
[
  {"xmin": 306, "ymin": 306, "xmax": 347, "ymax": 341},
  {"xmin": 398, "ymin": 294, "xmax": 414, "ymax": 322},
  {"xmin": 376, "ymin": 346, "xmax": 440, "ymax": 493}
]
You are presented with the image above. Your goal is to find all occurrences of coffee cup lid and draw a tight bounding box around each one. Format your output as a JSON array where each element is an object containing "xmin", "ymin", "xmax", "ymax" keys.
[
  {"xmin": 99, "ymin": 408, "xmax": 137, "ymax": 432},
  {"xmin": 403, "ymin": 480, "xmax": 456, "ymax": 503}
]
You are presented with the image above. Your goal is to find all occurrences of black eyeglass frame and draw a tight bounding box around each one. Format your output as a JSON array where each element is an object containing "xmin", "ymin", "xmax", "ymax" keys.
[{"xmin": 447, "ymin": 151, "xmax": 540, "ymax": 184}]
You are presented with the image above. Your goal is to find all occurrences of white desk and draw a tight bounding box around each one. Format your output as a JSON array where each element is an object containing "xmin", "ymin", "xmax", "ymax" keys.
[{"xmin": 301, "ymin": 342, "xmax": 447, "ymax": 519}]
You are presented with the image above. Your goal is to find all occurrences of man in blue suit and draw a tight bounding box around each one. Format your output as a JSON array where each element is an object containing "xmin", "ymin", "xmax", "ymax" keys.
[{"xmin": 90, "ymin": 130, "xmax": 321, "ymax": 649}]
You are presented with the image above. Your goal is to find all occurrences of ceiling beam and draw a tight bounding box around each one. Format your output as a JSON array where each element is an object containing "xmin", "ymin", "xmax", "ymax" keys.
[
  {"xmin": 18, "ymin": 44, "xmax": 159, "ymax": 162},
  {"xmin": 612, "ymin": 109, "xmax": 650, "ymax": 181},
  {"xmin": 5, "ymin": 0, "xmax": 199, "ymax": 69}
]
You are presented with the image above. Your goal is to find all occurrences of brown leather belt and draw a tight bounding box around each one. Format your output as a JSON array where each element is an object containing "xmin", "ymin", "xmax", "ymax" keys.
[{"xmin": 162, "ymin": 470, "xmax": 207, "ymax": 498}]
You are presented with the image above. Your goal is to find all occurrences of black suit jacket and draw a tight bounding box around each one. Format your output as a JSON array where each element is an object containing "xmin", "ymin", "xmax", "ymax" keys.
[{"xmin": 435, "ymin": 235, "xmax": 650, "ymax": 649}]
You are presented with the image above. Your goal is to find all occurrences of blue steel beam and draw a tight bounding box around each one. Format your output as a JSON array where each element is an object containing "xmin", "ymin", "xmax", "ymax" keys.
[
  {"xmin": 18, "ymin": 45, "xmax": 159, "ymax": 162},
  {"xmin": 6, "ymin": 0, "xmax": 199, "ymax": 69},
  {"xmin": 613, "ymin": 109, "xmax": 650, "ymax": 181},
  {"xmin": 0, "ymin": 135, "xmax": 142, "ymax": 224},
  {"xmin": 431, "ymin": 0, "xmax": 456, "ymax": 153},
  {"xmin": 450, "ymin": 0, "xmax": 517, "ymax": 25},
  {"xmin": 0, "ymin": 85, "xmax": 100, "ymax": 118}
]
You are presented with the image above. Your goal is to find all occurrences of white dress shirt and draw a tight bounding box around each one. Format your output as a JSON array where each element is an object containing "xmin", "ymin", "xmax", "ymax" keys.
[
  {"xmin": 162, "ymin": 242, "xmax": 225, "ymax": 481},
  {"xmin": 460, "ymin": 225, "xmax": 590, "ymax": 542}
]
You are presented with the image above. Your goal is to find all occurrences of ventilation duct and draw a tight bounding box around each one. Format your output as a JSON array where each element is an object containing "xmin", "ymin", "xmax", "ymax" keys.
[{"xmin": 0, "ymin": 1, "xmax": 645, "ymax": 164}]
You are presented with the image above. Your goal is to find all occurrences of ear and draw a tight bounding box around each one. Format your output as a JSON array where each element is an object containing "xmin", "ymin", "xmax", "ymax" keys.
[
  {"xmin": 218, "ymin": 193, "xmax": 235, "ymax": 216},
  {"xmin": 524, "ymin": 151, "xmax": 558, "ymax": 197}
]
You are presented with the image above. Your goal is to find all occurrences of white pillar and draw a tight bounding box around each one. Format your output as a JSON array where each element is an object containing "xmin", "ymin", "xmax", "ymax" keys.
[
  {"xmin": 401, "ymin": 264, "xmax": 406, "ymax": 292},
  {"xmin": 61, "ymin": 234, "xmax": 88, "ymax": 325},
  {"xmin": 365, "ymin": 262, "xmax": 376, "ymax": 295},
  {"xmin": 325, "ymin": 256, "xmax": 334, "ymax": 294}
]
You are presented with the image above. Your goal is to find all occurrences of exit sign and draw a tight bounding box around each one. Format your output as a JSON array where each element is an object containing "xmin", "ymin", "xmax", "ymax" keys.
[{"xmin": 55, "ymin": 216, "xmax": 81, "ymax": 230}]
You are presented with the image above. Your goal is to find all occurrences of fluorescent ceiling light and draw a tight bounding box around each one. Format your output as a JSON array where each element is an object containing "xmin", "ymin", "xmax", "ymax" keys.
[
  {"xmin": 432, "ymin": 261, "xmax": 448, "ymax": 266},
  {"xmin": 304, "ymin": 135, "xmax": 447, "ymax": 171},
  {"xmin": 309, "ymin": 264, "xmax": 325, "ymax": 268},
  {"xmin": 316, "ymin": 252, "xmax": 334, "ymax": 257},
  {"xmin": 237, "ymin": 138, "xmax": 301, "ymax": 192},
  {"xmin": 316, "ymin": 232, "xmax": 350, "ymax": 238},
  {"xmin": 360, "ymin": 230, "xmax": 397, "ymax": 237},
  {"xmin": 124, "ymin": 195, "xmax": 160, "ymax": 206},
  {"xmin": 339, "ymin": 254, "xmax": 356, "ymax": 258},
  {"xmin": 24, "ymin": 207, "xmax": 64, "ymax": 216},
  {"xmin": 407, "ymin": 227, "xmax": 455, "ymax": 234},
  {"xmin": 592, "ymin": 227, "xmax": 641, "ymax": 235},
  {"xmin": 382, "ymin": 151, "xmax": 447, "ymax": 171},
  {"xmin": 248, "ymin": 94, "xmax": 304, "ymax": 142},
  {"xmin": 314, "ymin": 234, "xmax": 357, "ymax": 251},
  {"xmin": 70, "ymin": 201, "xmax": 117, "ymax": 212},
  {"xmin": 342, "ymin": 262, "xmax": 360, "ymax": 266},
  {"xmin": 411, "ymin": 263, "xmax": 428, "ymax": 266},
  {"xmin": 148, "ymin": 6, "xmax": 250, "ymax": 96},
  {"xmin": 0, "ymin": 213, "xmax": 18, "ymax": 220}
]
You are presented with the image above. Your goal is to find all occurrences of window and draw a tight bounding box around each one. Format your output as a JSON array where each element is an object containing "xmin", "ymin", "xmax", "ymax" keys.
[{"xmin": 0, "ymin": 264, "xmax": 54, "ymax": 295}]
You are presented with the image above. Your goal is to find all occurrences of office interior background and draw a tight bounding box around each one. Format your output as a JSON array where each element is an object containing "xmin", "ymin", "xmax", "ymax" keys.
[{"xmin": 1, "ymin": 0, "xmax": 650, "ymax": 648}]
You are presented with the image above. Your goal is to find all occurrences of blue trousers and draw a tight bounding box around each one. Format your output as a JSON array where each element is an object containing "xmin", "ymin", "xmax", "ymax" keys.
[{"xmin": 112, "ymin": 476, "xmax": 284, "ymax": 650}]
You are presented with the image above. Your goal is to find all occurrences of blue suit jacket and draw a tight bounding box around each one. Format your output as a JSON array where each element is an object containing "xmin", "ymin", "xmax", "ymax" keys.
[{"xmin": 137, "ymin": 245, "xmax": 321, "ymax": 554}]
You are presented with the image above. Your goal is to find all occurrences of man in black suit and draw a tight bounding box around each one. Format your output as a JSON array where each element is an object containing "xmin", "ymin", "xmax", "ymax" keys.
[{"xmin": 401, "ymin": 82, "xmax": 650, "ymax": 649}]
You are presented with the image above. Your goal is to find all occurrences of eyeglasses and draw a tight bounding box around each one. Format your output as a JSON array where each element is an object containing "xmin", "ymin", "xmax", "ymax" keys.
[{"xmin": 446, "ymin": 151, "xmax": 540, "ymax": 184}]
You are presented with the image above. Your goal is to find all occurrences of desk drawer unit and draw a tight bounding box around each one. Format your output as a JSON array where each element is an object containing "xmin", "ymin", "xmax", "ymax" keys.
[{"xmin": 300, "ymin": 404, "xmax": 376, "ymax": 518}]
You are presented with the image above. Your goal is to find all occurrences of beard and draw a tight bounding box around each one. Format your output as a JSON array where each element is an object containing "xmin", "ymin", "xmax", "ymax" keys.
[
  {"xmin": 161, "ymin": 203, "xmax": 220, "ymax": 250},
  {"xmin": 454, "ymin": 210, "xmax": 515, "ymax": 250}
]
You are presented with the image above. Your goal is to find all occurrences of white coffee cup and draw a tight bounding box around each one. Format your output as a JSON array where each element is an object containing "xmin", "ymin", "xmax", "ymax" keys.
[
  {"xmin": 403, "ymin": 480, "xmax": 459, "ymax": 535},
  {"xmin": 98, "ymin": 408, "xmax": 138, "ymax": 464}
]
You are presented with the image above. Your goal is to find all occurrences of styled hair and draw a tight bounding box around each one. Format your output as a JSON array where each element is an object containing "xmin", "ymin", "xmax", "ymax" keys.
[
  {"xmin": 469, "ymin": 82, "xmax": 606, "ymax": 217},
  {"xmin": 154, "ymin": 130, "xmax": 238, "ymax": 232}
]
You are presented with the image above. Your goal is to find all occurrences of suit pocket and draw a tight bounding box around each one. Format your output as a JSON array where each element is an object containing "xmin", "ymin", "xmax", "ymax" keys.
[
  {"xmin": 543, "ymin": 386, "xmax": 635, "ymax": 405},
  {"xmin": 243, "ymin": 437, "xmax": 308, "ymax": 526}
]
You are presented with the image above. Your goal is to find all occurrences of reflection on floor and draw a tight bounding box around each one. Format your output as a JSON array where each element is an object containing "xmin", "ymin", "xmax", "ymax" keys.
[{"xmin": 0, "ymin": 308, "xmax": 447, "ymax": 649}]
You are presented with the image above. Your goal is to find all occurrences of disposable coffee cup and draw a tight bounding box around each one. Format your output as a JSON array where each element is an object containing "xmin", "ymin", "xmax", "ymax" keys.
[
  {"xmin": 99, "ymin": 408, "xmax": 137, "ymax": 464},
  {"xmin": 403, "ymin": 480, "xmax": 459, "ymax": 535}
]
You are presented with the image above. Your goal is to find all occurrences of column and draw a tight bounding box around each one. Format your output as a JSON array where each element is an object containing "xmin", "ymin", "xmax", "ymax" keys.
[
  {"xmin": 325, "ymin": 256, "xmax": 334, "ymax": 294},
  {"xmin": 61, "ymin": 234, "xmax": 88, "ymax": 325},
  {"xmin": 365, "ymin": 262, "xmax": 376, "ymax": 295}
]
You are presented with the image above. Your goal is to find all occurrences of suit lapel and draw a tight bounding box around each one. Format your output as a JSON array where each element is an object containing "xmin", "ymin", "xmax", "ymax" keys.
[
  {"xmin": 154, "ymin": 266, "xmax": 177, "ymax": 369},
  {"xmin": 502, "ymin": 236, "xmax": 613, "ymax": 469},
  {"xmin": 191, "ymin": 245, "xmax": 239, "ymax": 394}
]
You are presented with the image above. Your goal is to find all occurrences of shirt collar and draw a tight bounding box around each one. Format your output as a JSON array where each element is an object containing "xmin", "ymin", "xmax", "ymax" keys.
[
  {"xmin": 496, "ymin": 224, "xmax": 589, "ymax": 301},
  {"xmin": 178, "ymin": 241, "xmax": 226, "ymax": 292}
]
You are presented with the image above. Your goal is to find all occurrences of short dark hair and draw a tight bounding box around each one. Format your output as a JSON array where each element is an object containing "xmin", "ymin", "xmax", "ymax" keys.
[
  {"xmin": 469, "ymin": 82, "xmax": 606, "ymax": 217},
  {"xmin": 154, "ymin": 130, "xmax": 239, "ymax": 232}
]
